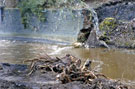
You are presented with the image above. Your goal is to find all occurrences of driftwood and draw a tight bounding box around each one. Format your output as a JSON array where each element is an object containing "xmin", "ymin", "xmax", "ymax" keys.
[{"xmin": 23, "ymin": 54, "xmax": 131, "ymax": 89}]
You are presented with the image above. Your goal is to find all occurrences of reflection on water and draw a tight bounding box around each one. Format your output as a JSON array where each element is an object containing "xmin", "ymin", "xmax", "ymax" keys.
[{"xmin": 0, "ymin": 40, "xmax": 135, "ymax": 86}]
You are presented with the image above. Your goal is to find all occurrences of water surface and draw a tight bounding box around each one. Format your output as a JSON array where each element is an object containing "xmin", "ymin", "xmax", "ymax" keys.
[{"xmin": 0, "ymin": 40, "xmax": 135, "ymax": 86}]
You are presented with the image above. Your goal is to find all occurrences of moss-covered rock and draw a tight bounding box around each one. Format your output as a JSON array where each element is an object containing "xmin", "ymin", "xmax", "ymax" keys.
[{"xmin": 99, "ymin": 17, "xmax": 118, "ymax": 32}]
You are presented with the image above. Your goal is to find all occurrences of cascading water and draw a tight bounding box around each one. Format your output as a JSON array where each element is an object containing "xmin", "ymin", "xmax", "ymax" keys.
[
  {"xmin": 79, "ymin": 2, "xmax": 104, "ymax": 48},
  {"xmin": 81, "ymin": 2, "xmax": 100, "ymax": 36},
  {"xmin": 90, "ymin": 8, "xmax": 100, "ymax": 36}
]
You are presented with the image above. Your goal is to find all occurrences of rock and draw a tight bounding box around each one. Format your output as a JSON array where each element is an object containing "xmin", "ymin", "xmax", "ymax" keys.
[
  {"xmin": 77, "ymin": 28, "xmax": 91, "ymax": 43},
  {"xmin": 84, "ymin": 25, "xmax": 110, "ymax": 48},
  {"xmin": 99, "ymin": 40, "xmax": 110, "ymax": 48},
  {"xmin": 86, "ymin": 29, "xmax": 100, "ymax": 48},
  {"xmin": 77, "ymin": 9, "xmax": 94, "ymax": 43},
  {"xmin": 72, "ymin": 42, "xmax": 83, "ymax": 48},
  {"xmin": 95, "ymin": 0, "xmax": 135, "ymax": 22},
  {"xmin": 78, "ymin": 0, "xmax": 135, "ymax": 49},
  {"xmin": 130, "ymin": 18, "xmax": 135, "ymax": 30},
  {"xmin": 99, "ymin": 17, "xmax": 135, "ymax": 48}
]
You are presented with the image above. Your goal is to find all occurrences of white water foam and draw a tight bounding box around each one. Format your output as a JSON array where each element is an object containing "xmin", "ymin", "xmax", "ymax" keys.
[{"xmin": 49, "ymin": 45, "xmax": 72, "ymax": 55}]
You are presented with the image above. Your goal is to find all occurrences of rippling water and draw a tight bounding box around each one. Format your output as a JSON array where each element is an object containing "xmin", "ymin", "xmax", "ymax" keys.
[{"xmin": 0, "ymin": 39, "xmax": 135, "ymax": 87}]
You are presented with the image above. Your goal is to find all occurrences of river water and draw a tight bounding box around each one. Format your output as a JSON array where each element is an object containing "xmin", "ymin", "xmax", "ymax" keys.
[{"xmin": 0, "ymin": 39, "xmax": 135, "ymax": 86}]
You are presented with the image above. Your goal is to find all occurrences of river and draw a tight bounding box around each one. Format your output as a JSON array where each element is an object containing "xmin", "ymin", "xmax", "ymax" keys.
[
  {"xmin": 0, "ymin": 39, "xmax": 135, "ymax": 87},
  {"xmin": 0, "ymin": 0, "xmax": 135, "ymax": 87}
]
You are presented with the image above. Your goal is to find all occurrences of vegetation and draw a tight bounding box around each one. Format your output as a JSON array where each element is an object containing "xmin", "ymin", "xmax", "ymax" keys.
[
  {"xmin": 99, "ymin": 17, "xmax": 118, "ymax": 32},
  {"xmin": 18, "ymin": 0, "xmax": 84, "ymax": 28},
  {"xmin": 18, "ymin": 0, "xmax": 45, "ymax": 28}
]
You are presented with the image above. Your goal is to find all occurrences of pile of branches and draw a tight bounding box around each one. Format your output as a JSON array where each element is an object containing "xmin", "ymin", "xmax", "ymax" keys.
[{"xmin": 24, "ymin": 54, "xmax": 131, "ymax": 89}]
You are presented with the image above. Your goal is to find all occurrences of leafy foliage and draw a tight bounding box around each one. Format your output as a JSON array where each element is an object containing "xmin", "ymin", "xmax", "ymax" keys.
[
  {"xmin": 18, "ymin": 0, "xmax": 45, "ymax": 28},
  {"xmin": 18, "ymin": 0, "xmax": 84, "ymax": 28}
]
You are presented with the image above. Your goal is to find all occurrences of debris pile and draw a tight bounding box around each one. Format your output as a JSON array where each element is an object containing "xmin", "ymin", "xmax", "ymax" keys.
[{"xmin": 24, "ymin": 54, "xmax": 130, "ymax": 89}]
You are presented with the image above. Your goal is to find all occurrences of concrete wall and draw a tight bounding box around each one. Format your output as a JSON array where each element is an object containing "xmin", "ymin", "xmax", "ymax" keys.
[
  {"xmin": 28, "ymin": 9, "xmax": 83, "ymax": 42},
  {"xmin": 0, "ymin": 8, "xmax": 24, "ymax": 33},
  {"xmin": 0, "ymin": 8, "xmax": 84, "ymax": 43}
]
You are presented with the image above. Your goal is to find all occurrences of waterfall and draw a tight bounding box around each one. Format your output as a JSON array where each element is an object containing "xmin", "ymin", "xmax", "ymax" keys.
[
  {"xmin": 83, "ymin": 3, "xmax": 100, "ymax": 36},
  {"xmin": 80, "ymin": 2, "xmax": 104, "ymax": 48},
  {"xmin": 90, "ymin": 8, "xmax": 100, "ymax": 36}
]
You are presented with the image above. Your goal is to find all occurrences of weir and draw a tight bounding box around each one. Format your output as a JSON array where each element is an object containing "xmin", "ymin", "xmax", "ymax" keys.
[
  {"xmin": 0, "ymin": 9, "xmax": 84, "ymax": 43},
  {"xmin": 0, "ymin": 0, "xmax": 100, "ymax": 44}
]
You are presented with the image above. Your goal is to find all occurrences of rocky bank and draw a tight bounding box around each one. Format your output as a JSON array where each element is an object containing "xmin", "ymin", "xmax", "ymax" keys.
[{"xmin": 78, "ymin": 0, "xmax": 135, "ymax": 48}]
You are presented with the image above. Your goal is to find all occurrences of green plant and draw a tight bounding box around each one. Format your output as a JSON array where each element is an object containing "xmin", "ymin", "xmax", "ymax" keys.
[
  {"xmin": 18, "ymin": 0, "xmax": 45, "ymax": 28},
  {"xmin": 18, "ymin": 0, "xmax": 85, "ymax": 28}
]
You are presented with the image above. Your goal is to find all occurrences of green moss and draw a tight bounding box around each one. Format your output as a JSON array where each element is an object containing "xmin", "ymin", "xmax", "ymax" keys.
[
  {"xmin": 99, "ymin": 17, "xmax": 118, "ymax": 31},
  {"xmin": 125, "ymin": 42, "xmax": 130, "ymax": 47}
]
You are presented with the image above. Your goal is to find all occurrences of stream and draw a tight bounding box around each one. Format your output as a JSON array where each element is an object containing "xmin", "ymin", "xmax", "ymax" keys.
[{"xmin": 0, "ymin": 39, "xmax": 135, "ymax": 87}]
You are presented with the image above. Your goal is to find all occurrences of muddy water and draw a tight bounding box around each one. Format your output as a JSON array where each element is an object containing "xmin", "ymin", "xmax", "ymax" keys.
[{"xmin": 0, "ymin": 40, "xmax": 135, "ymax": 86}]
